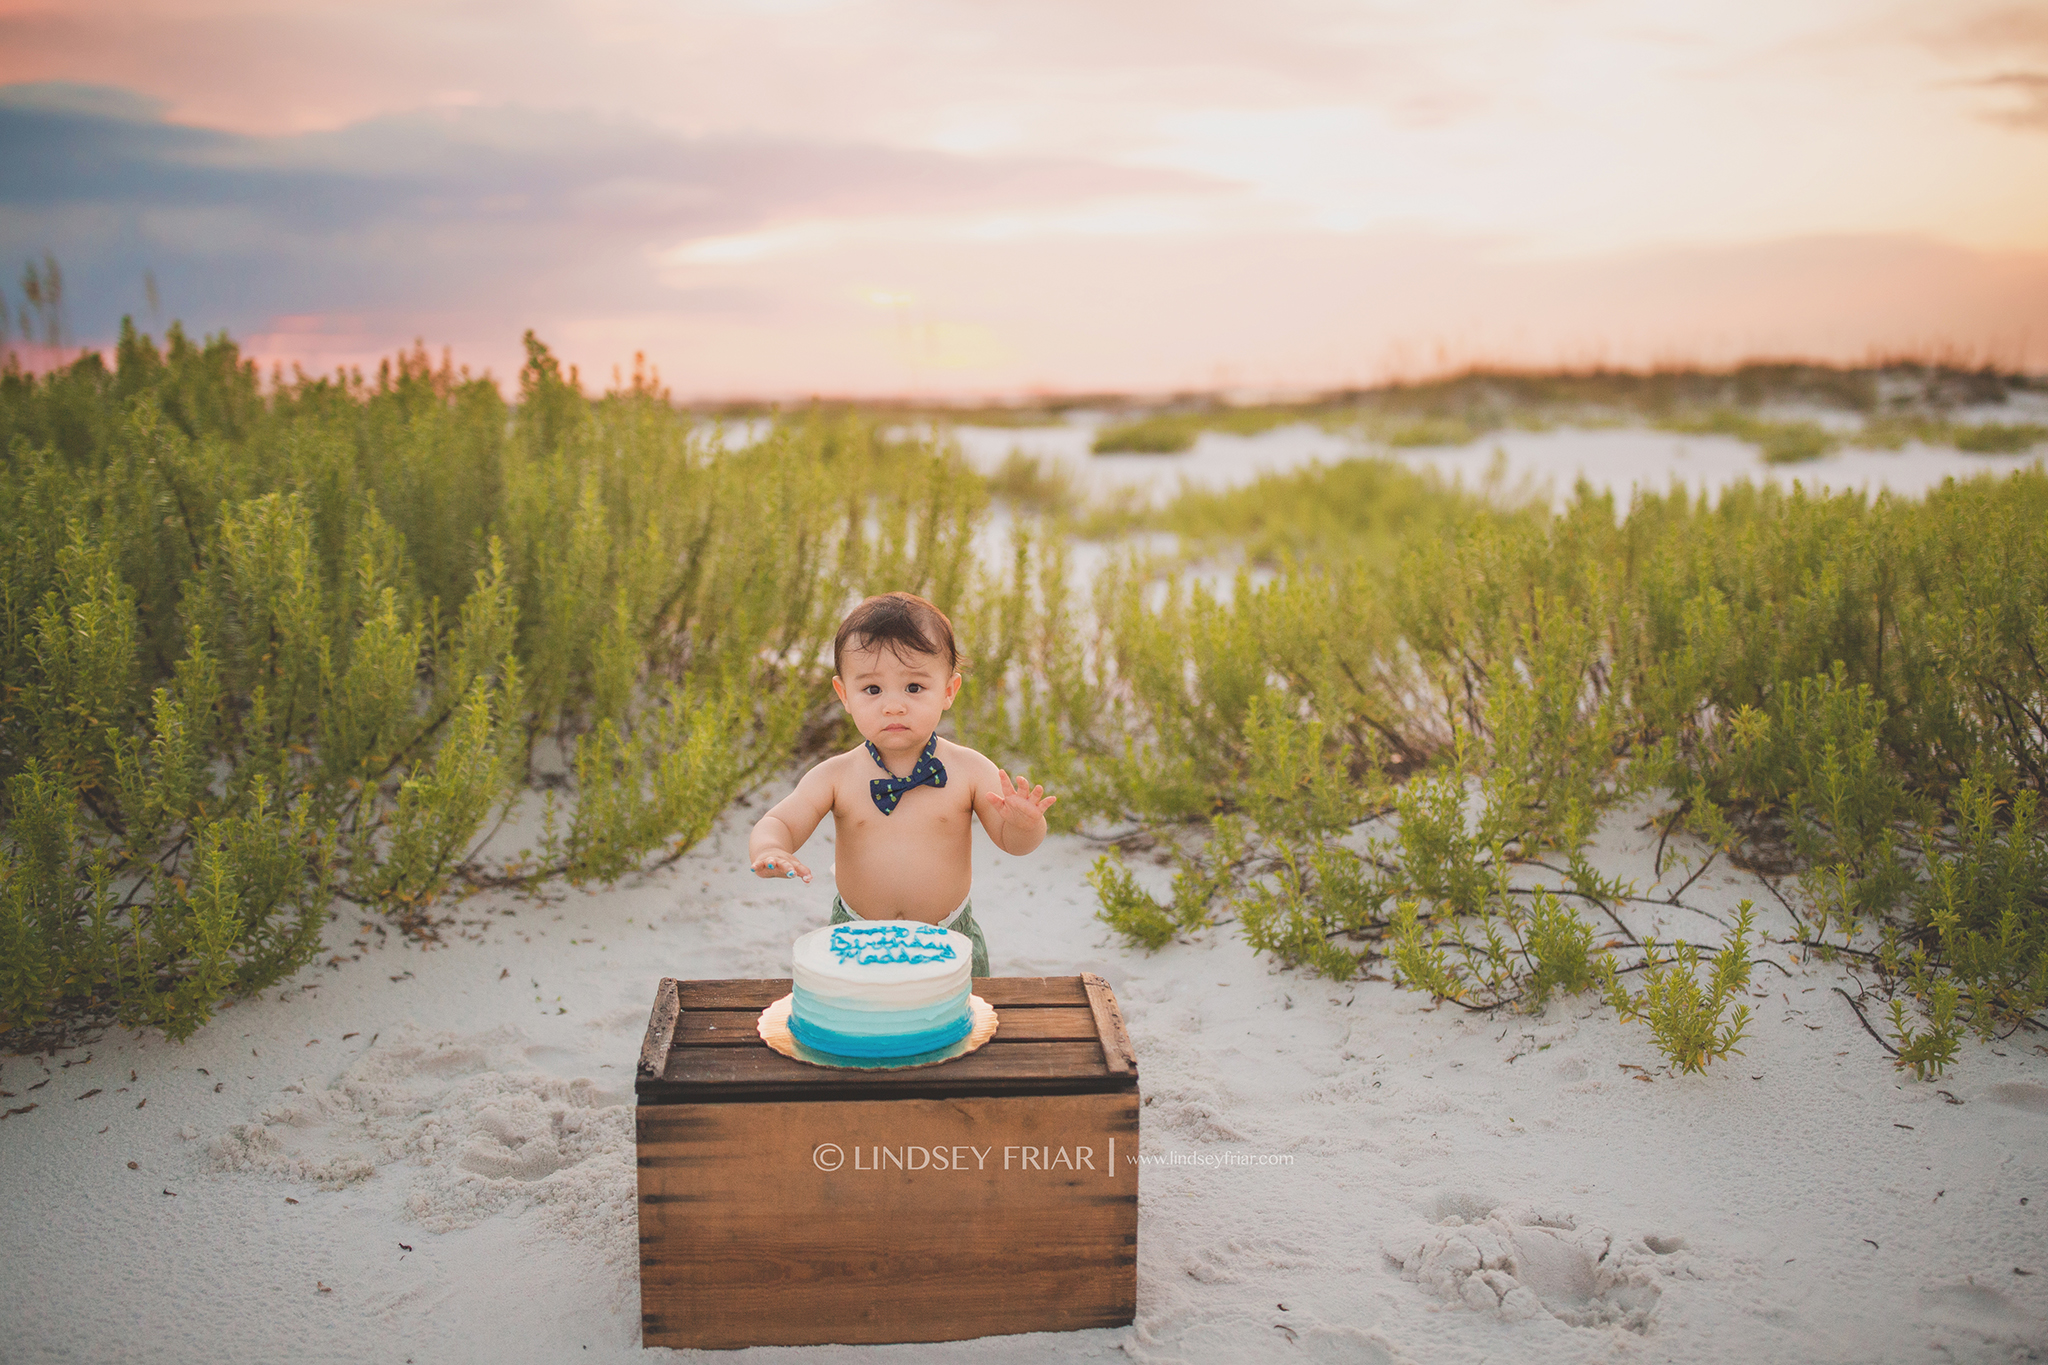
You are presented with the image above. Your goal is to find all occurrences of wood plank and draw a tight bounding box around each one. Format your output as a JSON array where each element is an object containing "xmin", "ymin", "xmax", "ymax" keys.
[
  {"xmin": 982, "ymin": 1005, "xmax": 1099, "ymax": 1042},
  {"xmin": 676, "ymin": 976, "xmax": 1089, "ymax": 1011},
  {"xmin": 975, "ymin": 976, "xmax": 1089, "ymax": 1007},
  {"xmin": 1080, "ymin": 974, "xmax": 1137, "ymax": 1077},
  {"xmin": 637, "ymin": 978, "xmax": 680, "ymax": 1079},
  {"xmin": 643, "ymin": 978, "xmax": 1132, "ymax": 1102},
  {"xmin": 669, "ymin": 1040, "xmax": 1109, "ymax": 1086},
  {"xmin": 675, "ymin": 1004, "xmax": 1100, "ymax": 1049},
  {"xmin": 639, "ymin": 1073, "xmax": 1132, "ymax": 1105},
  {"xmin": 638, "ymin": 1094, "xmax": 1137, "ymax": 1348},
  {"xmin": 678, "ymin": 979, "xmax": 788, "ymax": 1011},
  {"xmin": 674, "ymin": 1010, "xmax": 764, "ymax": 1048}
]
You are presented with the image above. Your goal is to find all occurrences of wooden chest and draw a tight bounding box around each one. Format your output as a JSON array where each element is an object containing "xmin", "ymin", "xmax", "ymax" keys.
[{"xmin": 635, "ymin": 974, "xmax": 1140, "ymax": 1349}]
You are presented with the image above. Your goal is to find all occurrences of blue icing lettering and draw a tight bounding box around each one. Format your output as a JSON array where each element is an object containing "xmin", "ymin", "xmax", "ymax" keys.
[{"xmin": 829, "ymin": 923, "xmax": 958, "ymax": 965}]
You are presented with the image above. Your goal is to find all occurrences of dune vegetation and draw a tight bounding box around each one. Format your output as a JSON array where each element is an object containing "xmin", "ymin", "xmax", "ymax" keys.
[
  {"xmin": 0, "ymin": 325, "xmax": 981, "ymax": 1043},
  {"xmin": 968, "ymin": 460, "xmax": 2048, "ymax": 1078},
  {"xmin": 1079, "ymin": 362, "xmax": 2046, "ymax": 462},
  {"xmin": 3, "ymin": 327, "xmax": 2044, "ymax": 1082}
]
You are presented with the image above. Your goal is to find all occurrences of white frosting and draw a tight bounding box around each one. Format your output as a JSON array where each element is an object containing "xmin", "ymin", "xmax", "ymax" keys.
[{"xmin": 791, "ymin": 922, "xmax": 973, "ymax": 1010}]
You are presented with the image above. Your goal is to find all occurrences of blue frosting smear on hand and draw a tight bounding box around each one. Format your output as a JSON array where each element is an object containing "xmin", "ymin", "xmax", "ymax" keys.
[{"xmin": 829, "ymin": 922, "xmax": 958, "ymax": 965}]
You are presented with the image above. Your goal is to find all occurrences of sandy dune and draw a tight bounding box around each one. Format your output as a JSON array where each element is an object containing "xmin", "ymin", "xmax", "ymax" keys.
[{"xmin": 4, "ymin": 788, "xmax": 2044, "ymax": 1363}]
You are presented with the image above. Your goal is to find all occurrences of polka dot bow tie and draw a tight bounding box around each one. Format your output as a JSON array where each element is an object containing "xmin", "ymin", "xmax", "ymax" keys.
[{"xmin": 867, "ymin": 734, "xmax": 947, "ymax": 815}]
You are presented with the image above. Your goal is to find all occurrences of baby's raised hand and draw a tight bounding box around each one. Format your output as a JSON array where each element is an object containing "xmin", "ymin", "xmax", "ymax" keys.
[
  {"xmin": 989, "ymin": 769, "xmax": 1057, "ymax": 829},
  {"xmin": 751, "ymin": 851, "xmax": 812, "ymax": 882}
]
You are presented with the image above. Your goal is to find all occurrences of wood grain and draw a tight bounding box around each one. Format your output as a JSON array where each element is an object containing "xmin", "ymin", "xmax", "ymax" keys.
[
  {"xmin": 975, "ymin": 976, "xmax": 1090, "ymax": 1008},
  {"xmin": 676, "ymin": 976, "xmax": 1088, "ymax": 1012},
  {"xmin": 638, "ymin": 978, "xmax": 679, "ymax": 1079},
  {"xmin": 638, "ymin": 1093, "xmax": 1138, "ymax": 1348},
  {"xmin": 642, "ymin": 976, "xmax": 1137, "ymax": 1103},
  {"xmin": 1081, "ymin": 973, "xmax": 1138, "ymax": 1077},
  {"xmin": 676, "ymin": 1005, "xmax": 1100, "ymax": 1049},
  {"xmin": 670, "ymin": 1040, "xmax": 1110, "ymax": 1085}
]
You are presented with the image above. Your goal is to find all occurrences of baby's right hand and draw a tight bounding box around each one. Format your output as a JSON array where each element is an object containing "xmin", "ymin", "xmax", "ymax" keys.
[{"xmin": 751, "ymin": 851, "xmax": 812, "ymax": 882}]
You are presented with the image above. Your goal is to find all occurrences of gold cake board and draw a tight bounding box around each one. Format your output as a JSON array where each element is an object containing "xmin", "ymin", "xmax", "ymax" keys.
[{"xmin": 757, "ymin": 994, "xmax": 999, "ymax": 1070}]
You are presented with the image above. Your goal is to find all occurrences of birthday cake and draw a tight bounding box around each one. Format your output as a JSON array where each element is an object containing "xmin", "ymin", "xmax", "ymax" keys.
[{"xmin": 788, "ymin": 921, "xmax": 974, "ymax": 1059}]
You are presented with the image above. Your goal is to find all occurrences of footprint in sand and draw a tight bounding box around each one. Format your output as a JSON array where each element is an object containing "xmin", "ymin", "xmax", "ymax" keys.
[
  {"xmin": 1919, "ymin": 1280, "xmax": 2048, "ymax": 1353},
  {"xmin": 1982, "ymin": 1082, "xmax": 2048, "ymax": 1114},
  {"xmin": 457, "ymin": 1094, "xmax": 569, "ymax": 1180},
  {"xmin": 209, "ymin": 1025, "xmax": 634, "ymax": 1241},
  {"xmin": 1384, "ymin": 1197, "xmax": 1669, "ymax": 1330}
]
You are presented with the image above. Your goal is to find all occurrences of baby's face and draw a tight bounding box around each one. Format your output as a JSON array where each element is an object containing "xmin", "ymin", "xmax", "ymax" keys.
[{"xmin": 832, "ymin": 643, "xmax": 960, "ymax": 750}]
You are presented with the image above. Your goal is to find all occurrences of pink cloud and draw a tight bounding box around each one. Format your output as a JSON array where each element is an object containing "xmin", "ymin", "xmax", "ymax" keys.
[{"xmin": 7, "ymin": 1, "xmax": 2048, "ymax": 394}]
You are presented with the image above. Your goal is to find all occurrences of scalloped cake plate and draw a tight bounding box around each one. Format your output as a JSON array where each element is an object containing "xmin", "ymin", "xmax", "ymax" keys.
[{"xmin": 757, "ymin": 994, "xmax": 999, "ymax": 1070}]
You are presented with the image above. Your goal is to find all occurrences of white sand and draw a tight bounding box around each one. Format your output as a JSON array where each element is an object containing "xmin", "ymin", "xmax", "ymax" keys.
[{"xmin": 4, "ymin": 789, "xmax": 2045, "ymax": 1363}]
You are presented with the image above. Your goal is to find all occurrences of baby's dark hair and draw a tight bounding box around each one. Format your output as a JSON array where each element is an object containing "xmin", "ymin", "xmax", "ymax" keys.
[{"xmin": 833, "ymin": 592, "xmax": 961, "ymax": 676}]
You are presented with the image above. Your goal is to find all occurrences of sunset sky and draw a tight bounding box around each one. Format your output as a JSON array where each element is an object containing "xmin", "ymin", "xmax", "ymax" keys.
[{"xmin": 2, "ymin": 0, "xmax": 2046, "ymax": 396}]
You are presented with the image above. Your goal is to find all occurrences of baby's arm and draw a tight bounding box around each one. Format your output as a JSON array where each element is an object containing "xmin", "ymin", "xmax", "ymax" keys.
[
  {"xmin": 748, "ymin": 759, "xmax": 838, "ymax": 882},
  {"xmin": 971, "ymin": 753, "xmax": 1058, "ymax": 856}
]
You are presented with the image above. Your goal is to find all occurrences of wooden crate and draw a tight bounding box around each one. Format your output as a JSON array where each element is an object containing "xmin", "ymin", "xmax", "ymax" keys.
[{"xmin": 635, "ymin": 974, "xmax": 1139, "ymax": 1349}]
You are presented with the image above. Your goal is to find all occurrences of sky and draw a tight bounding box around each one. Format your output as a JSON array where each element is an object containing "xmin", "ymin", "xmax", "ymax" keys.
[{"xmin": 1, "ymin": 0, "xmax": 2046, "ymax": 397}]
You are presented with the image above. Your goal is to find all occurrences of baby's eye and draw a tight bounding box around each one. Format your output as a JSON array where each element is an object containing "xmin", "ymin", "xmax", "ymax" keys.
[
  {"xmin": 861, "ymin": 685, "xmax": 881, "ymax": 695},
  {"xmin": 905, "ymin": 683, "xmax": 923, "ymax": 693}
]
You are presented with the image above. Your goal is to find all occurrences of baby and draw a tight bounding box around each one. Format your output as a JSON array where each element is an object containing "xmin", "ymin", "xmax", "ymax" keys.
[{"xmin": 747, "ymin": 592, "xmax": 1056, "ymax": 977}]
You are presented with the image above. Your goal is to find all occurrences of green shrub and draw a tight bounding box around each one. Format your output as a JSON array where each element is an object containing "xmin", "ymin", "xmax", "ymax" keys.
[
  {"xmin": 1387, "ymin": 899, "xmax": 1469, "ymax": 1002},
  {"xmin": 1600, "ymin": 904, "xmax": 1758, "ymax": 1074},
  {"xmin": 1392, "ymin": 772, "xmax": 1493, "ymax": 916},
  {"xmin": 1859, "ymin": 416, "xmax": 2047, "ymax": 454},
  {"xmin": 1379, "ymin": 415, "xmax": 1480, "ymax": 448},
  {"xmin": 1087, "ymin": 854, "xmax": 1178, "ymax": 950},
  {"xmin": 1382, "ymin": 883, "xmax": 1609, "ymax": 1014},
  {"xmin": 1092, "ymin": 415, "xmax": 1199, "ymax": 454},
  {"xmin": 1235, "ymin": 839, "xmax": 1383, "ymax": 981},
  {"xmin": 1657, "ymin": 410, "xmax": 1838, "ymax": 463},
  {"xmin": 1907, "ymin": 782, "xmax": 2048, "ymax": 1040},
  {"xmin": 1127, "ymin": 457, "xmax": 1495, "ymax": 566},
  {"xmin": 1522, "ymin": 888, "xmax": 1600, "ymax": 1006},
  {"xmin": 1, "ymin": 324, "xmax": 987, "ymax": 1042},
  {"xmin": 948, "ymin": 523, "xmax": 1109, "ymax": 834},
  {"xmin": 1952, "ymin": 422, "xmax": 2047, "ymax": 454},
  {"xmin": 985, "ymin": 450, "xmax": 1081, "ymax": 517},
  {"xmin": 1066, "ymin": 454, "xmax": 2048, "ymax": 1074},
  {"xmin": 1090, "ymin": 407, "xmax": 1305, "ymax": 455},
  {"xmin": 1887, "ymin": 979, "xmax": 1961, "ymax": 1081},
  {"xmin": 1755, "ymin": 422, "xmax": 1834, "ymax": 463}
]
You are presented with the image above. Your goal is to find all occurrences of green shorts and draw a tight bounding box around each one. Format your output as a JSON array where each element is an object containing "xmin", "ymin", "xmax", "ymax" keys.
[{"xmin": 830, "ymin": 894, "xmax": 989, "ymax": 978}]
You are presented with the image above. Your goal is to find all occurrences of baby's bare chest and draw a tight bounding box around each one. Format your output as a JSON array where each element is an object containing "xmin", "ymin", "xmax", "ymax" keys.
[{"xmin": 831, "ymin": 778, "xmax": 973, "ymax": 844}]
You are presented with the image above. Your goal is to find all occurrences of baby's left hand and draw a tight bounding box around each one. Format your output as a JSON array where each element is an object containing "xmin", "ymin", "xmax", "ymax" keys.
[{"xmin": 989, "ymin": 769, "xmax": 1057, "ymax": 828}]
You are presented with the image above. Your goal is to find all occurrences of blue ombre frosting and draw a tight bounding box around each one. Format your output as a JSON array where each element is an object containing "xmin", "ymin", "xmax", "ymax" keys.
[
  {"xmin": 789, "ymin": 921, "xmax": 975, "ymax": 1060},
  {"xmin": 787, "ymin": 998, "xmax": 973, "ymax": 1056},
  {"xmin": 791, "ymin": 983, "xmax": 970, "ymax": 1035}
]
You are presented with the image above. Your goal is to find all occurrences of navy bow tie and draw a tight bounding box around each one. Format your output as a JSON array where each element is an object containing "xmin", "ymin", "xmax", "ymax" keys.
[{"xmin": 867, "ymin": 734, "xmax": 946, "ymax": 815}]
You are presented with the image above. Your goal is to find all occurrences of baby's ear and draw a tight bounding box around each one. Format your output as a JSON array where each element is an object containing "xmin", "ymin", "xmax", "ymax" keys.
[{"xmin": 830, "ymin": 675, "xmax": 848, "ymax": 705}]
